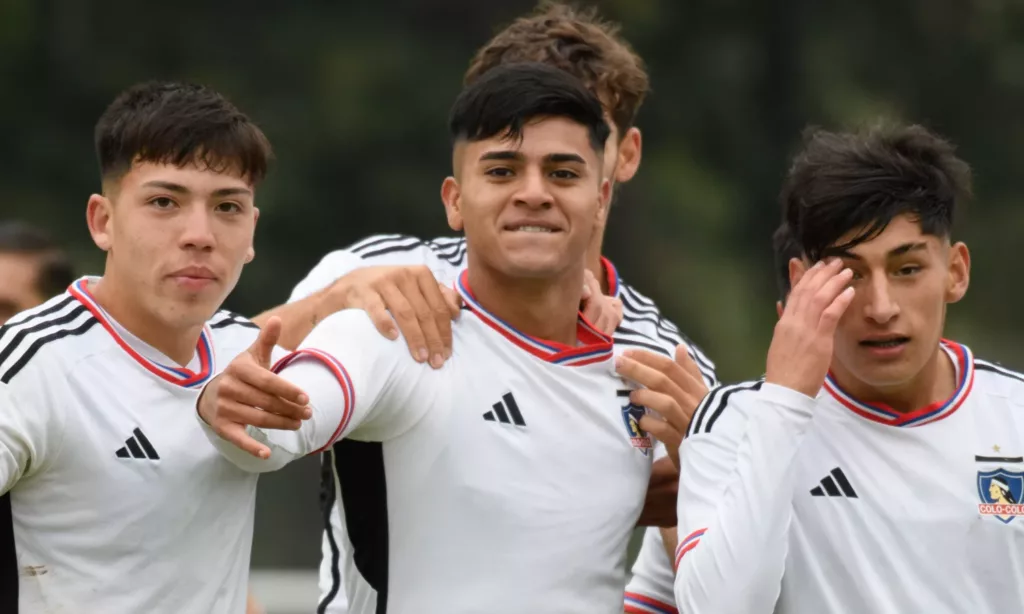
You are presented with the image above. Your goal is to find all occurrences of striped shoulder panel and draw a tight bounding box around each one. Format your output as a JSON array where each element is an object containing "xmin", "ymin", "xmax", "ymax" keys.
[
  {"xmin": 209, "ymin": 310, "xmax": 260, "ymax": 330},
  {"xmin": 0, "ymin": 294, "xmax": 99, "ymax": 384},
  {"xmin": 614, "ymin": 326, "xmax": 672, "ymax": 358},
  {"xmin": 346, "ymin": 233, "xmax": 407, "ymax": 254},
  {"xmin": 687, "ymin": 379, "xmax": 764, "ymax": 437},
  {"xmin": 617, "ymin": 283, "xmax": 718, "ymax": 385},
  {"xmin": 347, "ymin": 233, "xmax": 468, "ymax": 266},
  {"xmin": 975, "ymin": 359, "xmax": 1024, "ymax": 385},
  {"xmin": 425, "ymin": 236, "xmax": 467, "ymax": 267}
]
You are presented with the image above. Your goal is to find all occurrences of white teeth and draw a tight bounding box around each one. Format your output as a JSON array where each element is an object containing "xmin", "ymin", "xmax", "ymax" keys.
[{"xmin": 513, "ymin": 226, "xmax": 553, "ymax": 233}]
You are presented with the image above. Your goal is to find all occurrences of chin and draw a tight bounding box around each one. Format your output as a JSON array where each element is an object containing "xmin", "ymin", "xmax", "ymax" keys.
[
  {"xmin": 159, "ymin": 299, "xmax": 221, "ymax": 330},
  {"xmin": 848, "ymin": 359, "xmax": 925, "ymax": 391},
  {"xmin": 499, "ymin": 258, "xmax": 568, "ymax": 279}
]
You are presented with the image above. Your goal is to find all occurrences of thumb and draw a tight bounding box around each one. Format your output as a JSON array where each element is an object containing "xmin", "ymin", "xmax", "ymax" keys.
[
  {"xmin": 250, "ymin": 316, "xmax": 282, "ymax": 368},
  {"xmin": 439, "ymin": 284, "xmax": 463, "ymax": 319},
  {"xmin": 582, "ymin": 269, "xmax": 600, "ymax": 301}
]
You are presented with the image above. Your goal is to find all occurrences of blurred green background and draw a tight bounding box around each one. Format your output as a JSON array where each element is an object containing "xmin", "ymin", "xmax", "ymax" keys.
[{"xmin": 3, "ymin": 0, "xmax": 1022, "ymax": 578}]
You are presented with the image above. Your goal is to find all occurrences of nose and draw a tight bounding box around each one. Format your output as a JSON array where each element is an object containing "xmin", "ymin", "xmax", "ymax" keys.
[
  {"xmin": 512, "ymin": 166, "xmax": 553, "ymax": 210},
  {"xmin": 863, "ymin": 275, "xmax": 900, "ymax": 324},
  {"xmin": 178, "ymin": 204, "xmax": 216, "ymax": 252}
]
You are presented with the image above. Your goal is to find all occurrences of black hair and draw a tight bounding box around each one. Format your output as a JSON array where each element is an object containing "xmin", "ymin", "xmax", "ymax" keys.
[
  {"xmin": 771, "ymin": 223, "xmax": 802, "ymax": 303},
  {"xmin": 449, "ymin": 61, "xmax": 610, "ymax": 154},
  {"xmin": 0, "ymin": 221, "xmax": 74, "ymax": 297},
  {"xmin": 95, "ymin": 81, "xmax": 273, "ymax": 185},
  {"xmin": 780, "ymin": 123, "xmax": 972, "ymax": 262}
]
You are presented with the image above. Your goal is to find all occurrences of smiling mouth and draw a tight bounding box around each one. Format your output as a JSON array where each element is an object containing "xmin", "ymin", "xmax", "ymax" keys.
[
  {"xmin": 860, "ymin": 336, "xmax": 910, "ymax": 349},
  {"xmin": 504, "ymin": 224, "xmax": 560, "ymax": 233}
]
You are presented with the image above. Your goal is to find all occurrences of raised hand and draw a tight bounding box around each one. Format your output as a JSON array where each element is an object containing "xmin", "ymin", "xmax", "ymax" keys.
[
  {"xmin": 616, "ymin": 345, "xmax": 711, "ymax": 471},
  {"xmin": 197, "ymin": 316, "xmax": 310, "ymax": 458},
  {"xmin": 327, "ymin": 265, "xmax": 462, "ymax": 368},
  {"xmin": 765, "ymin": 258, "xmax": 855, "ymax": 398},
  {"xmin": 581, "ymin": 268, "xmax": 623, "ymax": 334}
]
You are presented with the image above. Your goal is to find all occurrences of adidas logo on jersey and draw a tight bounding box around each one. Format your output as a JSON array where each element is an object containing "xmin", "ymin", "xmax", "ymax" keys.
[
  {"xmin": 115, "ymin": 428, "xmax": 160, "ymax": 460},
  {"xmin": 810, "ymin": 467, "xmax": 858, "ymax": 498},
  {"xmin": 482, "ymin": 392, "xmax": 526, "ymax": 427}
]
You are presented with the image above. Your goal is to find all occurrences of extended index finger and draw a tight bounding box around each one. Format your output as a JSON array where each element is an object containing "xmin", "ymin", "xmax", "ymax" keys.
[{"xmin": 233, "ymin": 361, "xmax": 309, "ymax": 407}]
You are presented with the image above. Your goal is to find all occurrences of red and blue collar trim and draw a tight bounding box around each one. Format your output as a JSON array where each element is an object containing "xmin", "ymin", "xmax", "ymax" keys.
[
  {"xmin": 455, "ymin": 270, "xmax": 613, "ymax": 367},
  {"xmin": 69, "ymin": 278, "xmax": 214, "ymax": 388},
  {"xmin": 601, "ymin": 256, "xmax": 620, "ymax": 298},
  {"xmin": 824, "ymin": 340, "xmax": 973, "ymax": 427}
]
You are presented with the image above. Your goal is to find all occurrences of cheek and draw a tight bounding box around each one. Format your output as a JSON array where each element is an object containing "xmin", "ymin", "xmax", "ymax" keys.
[
  {"xmin": 907, "ymin": 278, "xmax": 949, "ymax": 323},
  {"xmin": 461, "ymin": 187, "xmax": 505, "ymax": 225}
]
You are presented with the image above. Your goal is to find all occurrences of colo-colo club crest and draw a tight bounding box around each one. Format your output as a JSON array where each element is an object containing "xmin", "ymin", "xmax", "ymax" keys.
[
  {"xmin": 977, "ymin": 469, "xmax": 1024, "ymax": 524},
  {"xmin": 619, "ymin": 389, "xmax": 652, "ymax": 455}
]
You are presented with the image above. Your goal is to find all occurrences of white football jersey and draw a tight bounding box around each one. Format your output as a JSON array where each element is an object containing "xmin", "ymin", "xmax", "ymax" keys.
[
  {"xmin": 205, "ymin": 270, "xmax": 661, "ymax": 613},
  {"xmin": 673, "ymin": 341, "xmax": 1024, "ymax": 614},
  {"xmin": 624, "ymin": 443, "xmax": 678, "ymax": 614},
  {"xmin": 0, "ymin": 277, "xmax": 277, "ymax": 613},
  {"xmin": 288, "ymin": 234, "xmax": 717, "ymax": 614}
]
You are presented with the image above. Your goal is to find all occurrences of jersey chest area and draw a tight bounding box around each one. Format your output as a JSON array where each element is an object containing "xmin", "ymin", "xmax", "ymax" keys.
[
  {"xmin": 786, "ymin": 397, "xmax": 1024, "ymax": 608},
  {"xmin": 389, "ymin": 338, "xmax": 653, "ymax": 532},
  {"xmin": 14, "ymin": 355, "xmax": 256, "ymax": 545}
]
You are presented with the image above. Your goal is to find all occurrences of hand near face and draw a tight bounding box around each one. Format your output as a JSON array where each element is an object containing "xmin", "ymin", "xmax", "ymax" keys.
[{"xmin": 766, "ymin": 259, "xmax": 855, "ymax": 398}]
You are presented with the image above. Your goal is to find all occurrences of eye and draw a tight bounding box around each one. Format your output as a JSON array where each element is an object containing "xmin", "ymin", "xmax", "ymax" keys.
[
  {"xmin": 485, "ymin": 167, "xmax": 513, "ymax": 178},
  {"xmin": 149, "ymin": 197, "xmax": 176, "ymax": 209},
  {"xmin": 895, "ymin": 265, "xmax": 921, "ymax": 277},
  {"xmin": 849, "ymin": 269, "xmax": 864, "ymax": 281},
  {"xmin": 215, "ymin": 201, "xmax": 243, "ymax": 213},
  {"xmin": 550, "ymin": 169, "xmax": 579, "ymax": 180}
]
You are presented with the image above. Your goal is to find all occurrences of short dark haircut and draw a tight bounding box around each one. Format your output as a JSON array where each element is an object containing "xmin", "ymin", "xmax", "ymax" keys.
[
  {"xmin": 95, "ymin": 81, "xmax": 273, "ymax": 185},
  {"xmin": 464, "ymin": 1, "xmax": 649, "ymax": 139},
  {"xmin": 0, "ymin": 221, "xmax": 75, "ymax": 298},
  {"xmin": 781, "ymin": 123, "xmax": 972, "ymax": 262},
  {"xmin": 771, "ymin": 223, "xmax": 802, "ymax": 303},
  {"xmin": 449, "ymin": 61, "xmax": 610, "ymax": 155}
]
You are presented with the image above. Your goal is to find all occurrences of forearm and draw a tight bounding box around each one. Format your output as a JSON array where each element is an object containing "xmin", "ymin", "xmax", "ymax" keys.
[
  {"xmin": 637, "ymin": 456, "xmax": 679, "ymax": 527},
  {"xmin": 659, "ymin": 527, "xmax": 677, "ymax": 563},
  {"xmin": 674, "ymin": 384, "xmax": 814, "ymax": 614},
  {"xmin": 196, "ymin": 356, "xmax": 351, "ymax": 473},
  {"xmin": 252, "ymin": 288, "xmax": 335, "ymax": 351}
]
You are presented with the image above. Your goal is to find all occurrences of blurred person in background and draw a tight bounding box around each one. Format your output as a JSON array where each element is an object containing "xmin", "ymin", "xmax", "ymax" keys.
[{"xmin": 0, "ymin": 221, "xmax": 74, "ymax": 325}]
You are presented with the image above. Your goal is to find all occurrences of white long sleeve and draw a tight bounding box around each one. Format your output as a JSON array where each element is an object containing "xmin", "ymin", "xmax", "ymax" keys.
[
  {"xmin": 200, "ymin": 309, "xmax": 434, "ymax": 473},
  {"xmin": 674, "ymin": 382, "xmax": 816, "ymax": 614},
  {"xmin": 0, "ymin": 370, "xmax": 65, "ymax": 495}
]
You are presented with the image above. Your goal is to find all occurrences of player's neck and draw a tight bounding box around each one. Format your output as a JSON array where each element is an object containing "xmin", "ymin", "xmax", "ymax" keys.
[
  {"xmin": 831, "ymin": 345, "xmax": 957, "ymax": 413},
  {"xmin": 89, "ymin": 276, "xmax": 203, "ymax": 367},
  {"xmin": 466, "ymin": 265, "xmax": 583, "ymax": 346},
  {"xmin": 587, "ymin": 229, "xmax": 609, "ymax": 295}
]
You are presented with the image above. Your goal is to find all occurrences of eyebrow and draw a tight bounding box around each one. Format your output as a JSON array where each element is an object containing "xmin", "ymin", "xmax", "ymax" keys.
[
  {"xmin": 141, "ymin": 180, "xmax": 252, "ymax": 197},
  {"xmin": 478, "ymin": 151, "xmax": 587, "ymax": 165},
  {"xmin": 825, "ymin": 241, "xmax": 930, "ymax": 261}
]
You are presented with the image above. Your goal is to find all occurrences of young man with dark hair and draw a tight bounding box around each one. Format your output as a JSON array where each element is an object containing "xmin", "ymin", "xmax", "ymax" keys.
[
  {"xmin": 201, "ymin": 61, "xmax": 694, "ymax": 614},
  {"xmin": 222, "ymin": 5, "xmax": 712, "ymax": 611},
  {"xmin": 673, "ymin": 124, "xmax": 1024, "ymax": 613},
  {"xmin": 0, "ymin": 221, "xmax": 74, "ymax": 325},
  {"xmin": 0, "ymin": 81, "xmax": 281, "ymax": 612}
]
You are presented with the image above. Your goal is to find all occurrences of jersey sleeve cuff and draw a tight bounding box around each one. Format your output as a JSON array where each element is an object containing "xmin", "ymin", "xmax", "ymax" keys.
[
  {"xmin": 758, "ymin": 382, "xmax": 818, "ymax": 418},
  {"xmin": 272, "ymin": 349, "xmax": 355, "ymax": 453},
  {"xmin": 624, "ymin": 592, "xmax": 679, "ymax": 614}
]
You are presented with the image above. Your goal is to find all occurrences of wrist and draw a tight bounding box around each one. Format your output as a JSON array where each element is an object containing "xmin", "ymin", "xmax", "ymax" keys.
[{"xmin": 319, "ymin": 277, "xmax": 353, "ymax": 315}]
